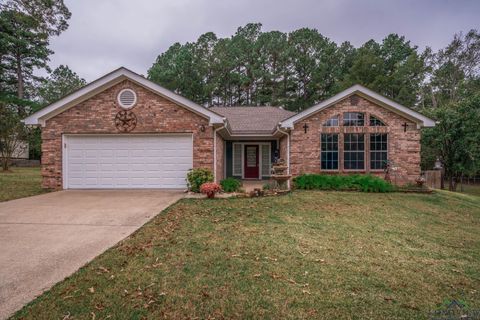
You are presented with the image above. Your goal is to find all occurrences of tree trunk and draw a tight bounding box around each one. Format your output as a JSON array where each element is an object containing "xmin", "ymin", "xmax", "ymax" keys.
[
  {"xmin": 1, "ymin": 156, "xmax": 9, "ymax": 171},
  {"xmin": 448, "ymin": 175, "xmax": 458, "ymax": 191},
  {"xmin": 16, "ymin": 51, "xmax": 24, "ymax": 99}
]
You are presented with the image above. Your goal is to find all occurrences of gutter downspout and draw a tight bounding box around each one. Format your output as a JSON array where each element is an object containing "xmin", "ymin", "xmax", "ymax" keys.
[
  {"xmin": 213, "ymin": 119, "xmax": 227, "ymax": 183},
  {"xmin": 276, "ymin": 125, "xmax": 291, "ymax": 189}
]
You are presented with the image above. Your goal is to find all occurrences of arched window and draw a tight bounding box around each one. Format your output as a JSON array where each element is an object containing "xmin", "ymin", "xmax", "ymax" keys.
[
  {"xmin": 343, "ymin": 112, "xmax": 365, "ymax": 126},
  {"xmin": 369, "ymin": 115, "xmax": 386, "ymax": 126},
  {"xmin": 323, "ymin": 115, "xmax": 339, "ymax": 127}
]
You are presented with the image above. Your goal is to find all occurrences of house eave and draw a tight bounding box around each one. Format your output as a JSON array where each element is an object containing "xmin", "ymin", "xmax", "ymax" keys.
[
  {"xmin": 279, "ymin": 84, "xmax": 436, "ymax": 129},
  {"xmin": 23, "ymin": 67, "xmax": 224, "ymax": 127}
]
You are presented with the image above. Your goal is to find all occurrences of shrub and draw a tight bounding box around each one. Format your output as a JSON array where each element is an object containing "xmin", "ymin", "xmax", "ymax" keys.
[
  {"xmin": 200, "ymin": 182, "xmax": 221, "ymax": 198},
  {"xmin": 293, "ymin": 174, "xmax": 394, "ymax": 193},
  {"xmin": 220, "ymin": 177, "xmax": 241, "ymax": 192},
  {"xmin": 262, "ymin": 182, "xmax": 272, "ymax": 190},
  {"xmin": 187, "ymin": 168, "xmax": 214, "ymax": 192}
]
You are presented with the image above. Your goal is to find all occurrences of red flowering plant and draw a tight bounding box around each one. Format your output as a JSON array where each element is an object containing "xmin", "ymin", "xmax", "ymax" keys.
[{"xmin": 200, "ymin": 182, "xmax": 221, "ymax": 199}]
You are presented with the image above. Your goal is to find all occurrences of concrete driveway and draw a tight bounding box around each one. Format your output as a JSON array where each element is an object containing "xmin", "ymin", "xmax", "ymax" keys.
[{"xmin": 0, "ymin": 190, "xmax": 184, "ymax": 319}]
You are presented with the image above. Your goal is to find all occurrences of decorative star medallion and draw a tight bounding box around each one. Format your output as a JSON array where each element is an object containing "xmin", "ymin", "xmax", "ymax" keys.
[{"xmin": 114, "ymin": 110, "xmax": 137, "ymax": 132}]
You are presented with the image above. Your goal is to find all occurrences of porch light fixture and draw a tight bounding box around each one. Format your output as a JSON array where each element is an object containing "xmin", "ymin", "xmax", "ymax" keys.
[
  {"xmin": 200, "ymin": 124, "xmax": 206, "ymax": 132},
  {"xmin": 434, "ymin": 157, "xmax": 442, "ymax": 170}
]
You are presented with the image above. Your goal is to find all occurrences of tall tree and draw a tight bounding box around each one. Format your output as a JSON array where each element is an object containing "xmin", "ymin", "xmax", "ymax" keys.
[
  {"xmin": 0, "ymin": 0, "xmax": 71, "ymax": 167},
  {"xmin": 342, "ymin": 35, "xmax": 426, "ymax": 106},
  {"xmin": 421, "ymin": 95, "xmax": 480, "ymax": 190},
  {"xmin": 0, "ymin": 0, "xmax": 71, "ymax": 101},
  {"xmin": 0, "ymin": 101, "xmax": 28, "ymax": 170},
  {"xmin": 37, "ymin": 64, "xmax": 86, "ymax": 107},
  {"xmin": 287, "ymin": 28, "xmax": 338, "ymax": 110},
  {"xmin": 423, "ymin": 29, "xmax": 480, "ymax": 108}
]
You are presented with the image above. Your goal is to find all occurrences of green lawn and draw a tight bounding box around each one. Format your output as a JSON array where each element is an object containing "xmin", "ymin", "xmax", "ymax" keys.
[
  {"xmin": 460, "ymin": 184, "xmax": 480, "ymax": 197},
  {"xmin": 11, "ymin": 190, "xmax": 480, "ymax": 319},
  {"xmin": 0, "ymin": 167, "xmax": 47, "ymax": 202}
]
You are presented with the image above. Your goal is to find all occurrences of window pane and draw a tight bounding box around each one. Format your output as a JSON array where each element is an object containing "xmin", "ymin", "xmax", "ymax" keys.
[
  {"xmin": 343, "ymin": 133, "xmax": 365, "ymax": 170},
  {"xmin": 323, "ymin": 115, "xmax": 339, "ymax": 127},
  {"xmin": 370, "ymin": 133, "xmax": 388, "ymax": 169},
  {"xmin": 343, "ymin": 112, "xmax": 365, "ymax": 126},
  {"xmin": 321, "ymin": 133, "xmax": 339, "ymax": 170},
  {"xmin": 370, "ymin": 115, "xmax": 386, "ymax": 126}
]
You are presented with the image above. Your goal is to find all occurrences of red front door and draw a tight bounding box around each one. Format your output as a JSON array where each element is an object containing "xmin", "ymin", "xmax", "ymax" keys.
[{"xmin": 244, "ymin": 145, "xmax": 259, "ymax": 179}]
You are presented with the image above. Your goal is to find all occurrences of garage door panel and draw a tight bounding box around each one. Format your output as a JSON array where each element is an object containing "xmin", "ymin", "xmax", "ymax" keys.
[{"xmin": 65, "ymin": 135, "xmax": 193, "ymax": 189}]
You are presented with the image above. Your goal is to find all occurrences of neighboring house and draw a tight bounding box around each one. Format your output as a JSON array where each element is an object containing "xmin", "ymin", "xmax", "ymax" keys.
[
  {"xmin": 9, "ymin": 141, "xmax": 29, "ymax": 159},
  {"xmin": 24, "ymin": 67, "xmax": 435, "ymax": 190}
]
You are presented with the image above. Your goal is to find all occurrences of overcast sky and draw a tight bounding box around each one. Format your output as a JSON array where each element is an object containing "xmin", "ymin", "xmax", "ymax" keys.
[{"xmin": 47, "ymin": 0, "xmax": 480, "ymax": 82}]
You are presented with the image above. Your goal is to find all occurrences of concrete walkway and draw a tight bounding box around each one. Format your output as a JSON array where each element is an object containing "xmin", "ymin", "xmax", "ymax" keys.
[{"xmin": 0, "ymin": 190, "xmax": 184, "ymax": 319}]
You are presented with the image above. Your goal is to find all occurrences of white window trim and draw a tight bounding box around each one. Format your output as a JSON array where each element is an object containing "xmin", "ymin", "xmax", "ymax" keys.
[{"xmin": 232, "ymin": 142, "xmax": 272, "ymax": 179}]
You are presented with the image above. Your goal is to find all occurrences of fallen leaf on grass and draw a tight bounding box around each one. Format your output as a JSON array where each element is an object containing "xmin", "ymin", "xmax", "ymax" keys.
[
  {"xmin": 97, "ymin": 266, "xmax": 109, "ymax": 273},
  {"xmin": 264, "ymin": 256, "xmax": 278, "ymax": 262},
  {"xmin": 88, "ymin": 287, "xmax": 95, "ymax": 294},
  {"xmin": 302, "ymin": 289, "xmax": 311, "ymax": 295},
  {"xmin": 253, "ymin": 273, "xmax": 261, "ymax": 278}
]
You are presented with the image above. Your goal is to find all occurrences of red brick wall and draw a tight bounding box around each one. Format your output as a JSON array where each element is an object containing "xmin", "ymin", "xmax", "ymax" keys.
[
  {"xmin": 215, "ymin": 132, "xmax": 225, "ymax": 182},
  {"xmin": 289, "ymin": 95, "xmax": 421, "ymax": 184},
  {"xmin": 41, "ymin": 80, "xmax": 214, "ymax": 189}
]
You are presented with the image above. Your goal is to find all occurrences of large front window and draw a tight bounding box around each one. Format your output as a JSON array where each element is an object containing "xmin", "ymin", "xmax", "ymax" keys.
[
  {"xmin": 370, "ymin": 133, "xmax": 388, "ymax": 170},
  {"xmin": 321, "ymin": 134, "xmax": 338, "ymax": 170},
  {"xmin": 344, "ymin": 133, "xmax": 365, "ymax": 170}
]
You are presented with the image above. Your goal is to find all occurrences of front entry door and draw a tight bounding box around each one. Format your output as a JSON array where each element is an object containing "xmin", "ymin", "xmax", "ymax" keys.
[{"xmin": 244, "ymin": 145, "xmax": 259, "ymax": 179}]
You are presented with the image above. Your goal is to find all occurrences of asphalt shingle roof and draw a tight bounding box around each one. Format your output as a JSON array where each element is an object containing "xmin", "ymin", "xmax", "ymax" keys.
[{"xmin": 210, "ymin": 106, "xmax": 296, "ymax": 134}]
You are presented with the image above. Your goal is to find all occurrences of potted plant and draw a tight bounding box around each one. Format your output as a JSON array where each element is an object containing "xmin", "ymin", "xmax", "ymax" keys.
[{"xmin": 200, "ymin": 182, "xmax": 221, "ymax": 199}]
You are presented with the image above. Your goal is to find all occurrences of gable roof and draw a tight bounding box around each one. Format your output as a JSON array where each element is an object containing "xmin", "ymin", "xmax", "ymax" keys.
[
  {"xmin": 210, "ymin": 106, "xmax": 295, "ymax": 134},
  {"xmin": 280, "ymin": 84, "xmax": 436, "ymax": 128},
  {"xmin": 23, "ymin": 67, "xmax": 225, "ymax": 126}
]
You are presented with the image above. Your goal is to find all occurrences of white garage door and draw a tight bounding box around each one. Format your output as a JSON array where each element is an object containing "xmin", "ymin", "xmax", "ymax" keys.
[{"xmin": 64, "ymin": 135, "xmax": 193, "ymax": 189}]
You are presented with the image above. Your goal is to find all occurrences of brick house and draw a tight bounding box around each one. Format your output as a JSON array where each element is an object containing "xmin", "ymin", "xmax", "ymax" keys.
[{"xmin": 24, "ymin": 67, "xmax": 435, "ymax": 190}]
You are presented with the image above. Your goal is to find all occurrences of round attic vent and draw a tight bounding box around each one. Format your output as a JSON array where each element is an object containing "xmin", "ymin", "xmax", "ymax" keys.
[{"xmin": 117, "ymin": 89, "xmax": 137, "ymax": 109}]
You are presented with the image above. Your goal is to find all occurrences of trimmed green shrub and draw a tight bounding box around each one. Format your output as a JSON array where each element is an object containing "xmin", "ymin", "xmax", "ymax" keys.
[
  {"xmin": 293, "ymin": 174, "xmax": 394, "ymax": 193},
  {"xmin": 187, "ymin": 168, "xmax": 214, "ymax": 192},
  {"xmin": 220, "ymin": 177, "xmax": 242, "ymax": 192}
]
